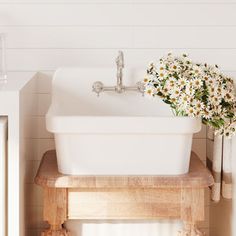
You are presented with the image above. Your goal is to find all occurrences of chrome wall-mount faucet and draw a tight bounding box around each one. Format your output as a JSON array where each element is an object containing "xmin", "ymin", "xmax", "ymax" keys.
[{"xmin": 92, "ymin": 51, "xmax": 145, "ymax": 96}]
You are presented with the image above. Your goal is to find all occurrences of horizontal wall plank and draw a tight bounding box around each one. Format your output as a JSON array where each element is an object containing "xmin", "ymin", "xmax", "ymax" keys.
[
  {"xmin": 192, "ymin": 139, "xmax": 207, "ymax": 162},
  {"xmin": 194, "ymin": 125, "xmax": 206, "ymax": 139},
  {"xmin": 31, "ymin": 116, "xmax": 53, "ymax": 139},
  {"xmin": 4, "ymin": 49, "xmax": 236, "ymax": 71},
  {"xmin": 0, "ymin": 1, "xmax": 236, "ymax": 3},
  {"xmin": 0, "ymin": 4, "xmax": 236, "ymax": 26},
  {"xmin": 25, "ymin": 138, "xmax": 55, "ymax": 160},
  {"xmin": 1, "ymin": 26, "xmax": 236, "ymax": 49},
  {"xmin": 0, "ymin": 26, "xmax": 134, "ymax": 48},
  {"xmin": 25, "ymin": 205, "xmax": 48, "ymax": 229},
  {"xmin": 25, "ymin": 184, "xmax": 43, "ymax": 207},
  {"xmin": 25, "ymin": 160, "xmax": 40, "ymax": 184},
  {"xmin": 134, "ymin": 27, "xmax": 236, "ymax": 49}
]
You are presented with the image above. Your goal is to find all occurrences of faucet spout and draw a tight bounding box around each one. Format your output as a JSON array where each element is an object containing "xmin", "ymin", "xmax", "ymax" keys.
[
  {"xmin": 116, "ymin": 51, "xmax": 124, "ymax": 68},
  {"xmin": 116, "ymin": 51, "xmax": 124, "ymax": 92}
]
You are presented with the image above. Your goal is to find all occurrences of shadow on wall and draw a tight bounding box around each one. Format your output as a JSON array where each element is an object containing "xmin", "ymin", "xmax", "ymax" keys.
[{"xmin": 210, "ymin": 199, "xmax": 232, "ymax": 236}]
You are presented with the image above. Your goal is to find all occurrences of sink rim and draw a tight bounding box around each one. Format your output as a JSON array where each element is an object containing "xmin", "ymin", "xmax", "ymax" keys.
[{"xmin": 46, "ymin": 111, "xmax": 202, "ymax": 134}]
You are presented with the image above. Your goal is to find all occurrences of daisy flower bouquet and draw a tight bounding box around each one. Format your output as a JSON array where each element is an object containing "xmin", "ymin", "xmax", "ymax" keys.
[{"xmin": 144, "ymin": 53, "xmax": 236, "ymax": 137}]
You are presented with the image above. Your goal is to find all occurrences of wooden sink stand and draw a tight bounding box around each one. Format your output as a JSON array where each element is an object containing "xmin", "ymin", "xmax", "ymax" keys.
[{"xmin": 35, "ymin": 150, "xmax": 213, "ymax": 236}]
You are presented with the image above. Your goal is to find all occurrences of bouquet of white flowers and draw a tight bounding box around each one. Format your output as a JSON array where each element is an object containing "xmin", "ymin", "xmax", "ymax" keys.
[{"xmin": 144, "ymin": 53, "xmax": 236, "ymax": 137}]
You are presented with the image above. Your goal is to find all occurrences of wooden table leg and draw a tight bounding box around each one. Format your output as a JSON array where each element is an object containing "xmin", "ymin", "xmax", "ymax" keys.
[
  {"xmin": 179, "ymin": 188, "xmax": 205, "ymax": 236},
  {"xmin": 178, "ymin": 222, "xmax": 205, "ymax": 236},
  {"xmin": 42, "ymin": 188, "xmax": 70, "ymax": 236},
  {"xmin": 42, "ymin": 228, "xmax": 69, "ymax": 236}
]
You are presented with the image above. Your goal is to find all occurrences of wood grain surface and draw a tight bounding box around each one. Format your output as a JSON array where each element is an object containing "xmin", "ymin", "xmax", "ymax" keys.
[{"xmin": 35, "ymin": 150, "xmax": 214, "ymax": 189}]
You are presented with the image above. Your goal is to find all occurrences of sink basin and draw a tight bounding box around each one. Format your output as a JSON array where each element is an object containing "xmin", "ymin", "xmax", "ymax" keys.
[{"xmin": 46, "ymin": 68, "xmax": 201, "ymax": 175}]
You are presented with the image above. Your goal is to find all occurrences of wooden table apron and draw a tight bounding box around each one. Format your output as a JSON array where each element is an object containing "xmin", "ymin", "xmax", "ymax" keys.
[{"xmin": 35, "ymin": 150, "xmax": 214, "ymax": 236}]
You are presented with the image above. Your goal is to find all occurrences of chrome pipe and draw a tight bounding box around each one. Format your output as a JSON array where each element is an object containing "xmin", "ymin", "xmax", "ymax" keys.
[{"xmin": 92, "ymin": 51, "xmax": 145, "ymax": 96}]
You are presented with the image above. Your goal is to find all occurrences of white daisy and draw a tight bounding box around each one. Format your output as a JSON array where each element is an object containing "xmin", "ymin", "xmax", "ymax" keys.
[
  {"xmin": 170, "ymin": 87, "xmax": 181, "ymax": 98},
  {"xmin": 178, "ymin": 77, "xmax": 187, "ymax": 88},
  {"xmin": 192, "ymin": 78, "xmax": 203, "ymax": 88},
  {"xmin": 186, "ymin": 106, "xmax": 196, "ymax": 117}
]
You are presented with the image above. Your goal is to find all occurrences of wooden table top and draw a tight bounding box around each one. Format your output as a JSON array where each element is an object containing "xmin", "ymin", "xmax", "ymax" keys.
[{"xmin": 35, "ymin": 150, "xmax": 214, "ymax": 189}]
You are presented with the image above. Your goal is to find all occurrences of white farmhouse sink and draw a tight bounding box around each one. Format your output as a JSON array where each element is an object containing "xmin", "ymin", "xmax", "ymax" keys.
[{"xmin": 46, "ymin": 68, "xmax": 201, "ymax": 175}]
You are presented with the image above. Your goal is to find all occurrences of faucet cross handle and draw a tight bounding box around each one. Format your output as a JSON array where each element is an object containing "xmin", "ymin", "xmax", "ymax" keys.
[{"xmin": 92, "ymin": 81, "xmax": 104, "ymax": 97}]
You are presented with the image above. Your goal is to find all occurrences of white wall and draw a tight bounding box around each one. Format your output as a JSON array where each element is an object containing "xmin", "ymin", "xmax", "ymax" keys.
[
  {"xmin": 0, "ymin": 1, "xmax": 235, "ymax": 235},
  {"xmin": 0, "ymin": 117, "xmax": 7, "ymax": 236}
]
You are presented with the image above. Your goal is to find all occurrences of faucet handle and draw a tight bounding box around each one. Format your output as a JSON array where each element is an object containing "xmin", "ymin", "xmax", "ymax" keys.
[
  {"xmin": 136, "ymin": 81, "xmax": 145, "ymax": 96},
  {"xmin": 92, "ymin": 81, "xmax": 104, "ymax": 97}
]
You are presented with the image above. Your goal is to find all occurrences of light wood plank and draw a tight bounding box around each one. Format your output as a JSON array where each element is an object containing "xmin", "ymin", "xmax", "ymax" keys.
[
  {"xmin": 180, "ymin": 188, "xmax": 205, "ymax": 222},
  {"xmin": 43, "ymin": 188, "xmax": 69, "ymax": 235},
  {"xmin": 68, "ymin": 188, "xmax": 181, "ymax": 219},
  {"xmin": 35, "ymin": 150, "xmax": 214, "ymax": 189}
]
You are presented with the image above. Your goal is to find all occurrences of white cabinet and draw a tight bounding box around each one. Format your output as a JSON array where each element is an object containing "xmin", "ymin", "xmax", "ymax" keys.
[
  {"xmin": 0, "ymin": 117, "xmax": 7, "ymax": 236},
  {"xmin": 0, "ymin": 72, "xmax": 36, "ymax": 236}
]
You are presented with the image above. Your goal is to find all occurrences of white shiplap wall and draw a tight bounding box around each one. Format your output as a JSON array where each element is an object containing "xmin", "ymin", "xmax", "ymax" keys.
[{"xmin": 1, "ymin": 1, "xmax": 235, "ymax": 236}]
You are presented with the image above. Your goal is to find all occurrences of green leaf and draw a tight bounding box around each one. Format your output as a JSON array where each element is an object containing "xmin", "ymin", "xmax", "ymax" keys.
[{"xmin": 164, "ymin": 99, "xmax": 172, "ymax": 105}]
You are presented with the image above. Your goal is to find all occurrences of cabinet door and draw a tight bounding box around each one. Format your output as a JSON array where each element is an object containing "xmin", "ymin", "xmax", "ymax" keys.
[{"xmin": 0, "ymin": 117, "xmax": 7, "ymax": 236}]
